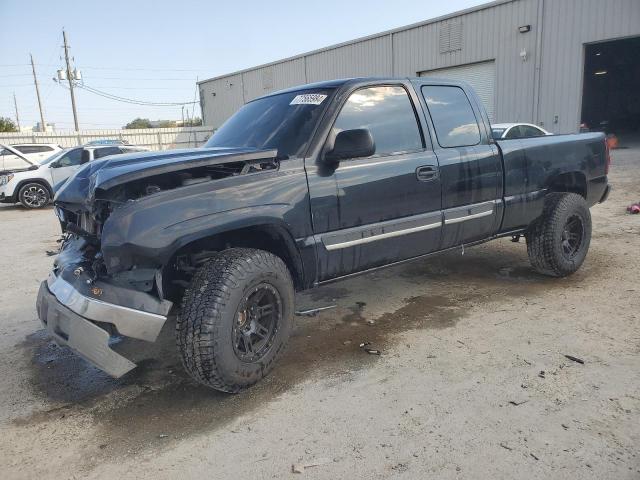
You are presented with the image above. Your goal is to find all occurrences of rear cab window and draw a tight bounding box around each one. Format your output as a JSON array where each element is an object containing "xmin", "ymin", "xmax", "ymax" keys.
[{"xmin": 421, "ymin": 85, "xmax": 481, "ymax": 148}]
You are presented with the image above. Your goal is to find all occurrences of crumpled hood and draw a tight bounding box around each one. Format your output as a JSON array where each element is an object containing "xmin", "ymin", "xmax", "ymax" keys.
[{"xmin": 53, "ymin": 146, "xmax": 277, "ymax": 207}]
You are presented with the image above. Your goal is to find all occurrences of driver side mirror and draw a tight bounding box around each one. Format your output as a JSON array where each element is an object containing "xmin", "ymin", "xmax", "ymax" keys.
[{"xmin": 325, "ymin": 128, "xmax": 375, "ymax": 163}]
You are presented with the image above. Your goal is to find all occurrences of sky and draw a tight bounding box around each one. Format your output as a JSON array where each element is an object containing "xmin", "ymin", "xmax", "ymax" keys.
[{"xmin": 0, "ymin": 0, "xmax": 486, "ymax": 130}]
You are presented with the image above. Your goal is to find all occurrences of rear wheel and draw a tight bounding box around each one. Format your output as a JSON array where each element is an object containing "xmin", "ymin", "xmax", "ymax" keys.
[
  {"xmin": 18, "ymin": 182, "xmax": 50, "ymax": 209},
  {"xmin": 176, "ymin": 248, "xmax": 294, "ymax": 392},
  {"xmin": 526, "ymin": 192, "xmax": 591, "ymax": 277}
]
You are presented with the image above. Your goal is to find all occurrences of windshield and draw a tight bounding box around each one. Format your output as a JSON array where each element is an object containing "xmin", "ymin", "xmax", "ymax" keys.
[
  {"xmin": 40, "ymin": 148, "xmax": 70, "ymax": 165},
  {"xmin": 491, "ymin": 128, "xmax": 506, "ymax": 139},
  {"xmin": 205, "ymin": 88, "xmax": 334, "ymax": 158}
]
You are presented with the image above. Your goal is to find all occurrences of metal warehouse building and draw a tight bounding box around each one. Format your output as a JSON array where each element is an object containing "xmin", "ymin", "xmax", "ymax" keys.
[{"xmin": 198, "ymin": 0, "xmax": 640, "ymax": 137}]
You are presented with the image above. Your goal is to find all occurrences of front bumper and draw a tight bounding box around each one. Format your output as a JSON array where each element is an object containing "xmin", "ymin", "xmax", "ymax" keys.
[
  {"xmin": 36, "ymin": 273, "xmax": 170, "ymax": 377},
  {"xmin": 0, "ymin": 190, "xmax": 15, "ymax": 203}
]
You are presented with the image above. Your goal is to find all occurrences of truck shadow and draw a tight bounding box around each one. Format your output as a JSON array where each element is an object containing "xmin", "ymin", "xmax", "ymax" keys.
[{"xmin": 16, "ymin": 240, "xmax": 599, "ymax": 461}]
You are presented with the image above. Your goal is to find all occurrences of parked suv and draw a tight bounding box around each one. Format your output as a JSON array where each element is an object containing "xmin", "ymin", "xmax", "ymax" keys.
[{"xmin": 0, "ymin": 143, "xmax": 148, "ymax": 208}]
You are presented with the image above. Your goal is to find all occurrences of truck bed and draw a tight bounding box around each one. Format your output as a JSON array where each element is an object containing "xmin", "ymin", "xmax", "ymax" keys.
[{"xmin": 497, "ymin": 132, "xmax": 608, "ymax": 232}]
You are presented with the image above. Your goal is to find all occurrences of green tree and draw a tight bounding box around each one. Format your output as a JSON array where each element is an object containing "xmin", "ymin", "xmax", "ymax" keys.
[
  {"xmin": 124, "ymin": 118, "xmax": 152, "ymax": 129},
  {"xmin": 185, "ymin": 117, "xmax": 203, "ymax": 127},
  {"xmin": 0, "ymin": 117, "xmax": 18, "ymax": 132},
  {"xmin": 157, "ymin": 120, "xmax": 177, "ymax": 128}
]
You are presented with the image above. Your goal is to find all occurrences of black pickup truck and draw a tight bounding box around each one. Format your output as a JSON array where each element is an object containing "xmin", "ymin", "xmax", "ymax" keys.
[{"xmin": 37, "ymin": 77, "xmax": 610, "ymax": 392}]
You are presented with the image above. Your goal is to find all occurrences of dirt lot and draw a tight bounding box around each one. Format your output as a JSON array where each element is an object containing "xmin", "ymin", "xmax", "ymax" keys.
[{"xmin": 0, "ymin": 148, "xmax": 638, "ymax": 480}]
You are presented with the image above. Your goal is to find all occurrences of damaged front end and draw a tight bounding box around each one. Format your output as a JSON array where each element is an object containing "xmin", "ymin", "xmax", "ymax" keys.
[
  {"xmin": 36, "ymin": 146, "xmax": 279, "ymax": 377},
  {"xmin": 37, "ymin": 206, "xmax": 173, "ymax": 377}
]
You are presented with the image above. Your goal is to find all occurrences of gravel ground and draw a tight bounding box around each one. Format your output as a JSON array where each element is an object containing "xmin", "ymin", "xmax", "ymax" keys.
[{"xmin": 0, "ymin": 147, "xmax": 638, "ymax": 479}]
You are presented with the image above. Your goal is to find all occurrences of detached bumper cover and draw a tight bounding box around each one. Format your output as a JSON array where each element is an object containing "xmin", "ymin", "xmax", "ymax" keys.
[{"xmin": 36, "ymin": 274, "xmax": 170, "ymax": 377}]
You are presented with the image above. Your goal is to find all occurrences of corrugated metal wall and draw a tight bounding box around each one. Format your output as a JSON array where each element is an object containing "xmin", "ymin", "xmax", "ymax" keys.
[
  {"xmin": 242, "ymin": 58, "xmax": 307, "ymax": 102},
  {"xmin": 305, "ymin": 36, "xmax": 393, "ymax": 81},
  {"xmin": 393, "ymin": 0, "xmax": 538, "ymax": 124},
  {"xmin": 537, "ymin": 0, "xmax": 640, "ymax": 133},
  {"xmin": 199, "ymin": 0, "xmax": 640, "ymax": 133},
  {"xmin": 419, "ymin": 61, "xmax": 497, "ymax": 120}
]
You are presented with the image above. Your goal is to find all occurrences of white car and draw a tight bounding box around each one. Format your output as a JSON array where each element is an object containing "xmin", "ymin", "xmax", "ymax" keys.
[
  {"xmin": 0, "ymin": 143, "xmax": 63, "ymax": 171},
  {"xmin": 491, "ymin": 123, "xmax": 552, "ymax": 140},
  {"xmin": 0, "ymin": 143, "xmax": 148, "ymax": 209}
]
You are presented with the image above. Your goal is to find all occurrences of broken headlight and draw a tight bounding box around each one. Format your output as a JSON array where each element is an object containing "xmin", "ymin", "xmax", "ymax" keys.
[{"xmin": 0, "ymin": 174, "xmax": 14, "ymax": 186}]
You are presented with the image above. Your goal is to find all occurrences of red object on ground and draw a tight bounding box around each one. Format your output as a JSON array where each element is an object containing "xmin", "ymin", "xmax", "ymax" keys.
[{"xmin": 627, "ymin": 203, "xmax": 640, "ymax": 214}]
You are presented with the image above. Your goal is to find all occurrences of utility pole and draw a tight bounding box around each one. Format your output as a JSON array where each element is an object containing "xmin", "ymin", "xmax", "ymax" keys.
[
  {"xmin": 62, "ymin": 29, "xmax": 79, "ymax": 131},
  {"xmin": 13, "ymin": 93, "xmax": 20, "ymax": 131},
  {"xmin": 30, "ymin": 54, "xmax": 47, "ymax": 132}
]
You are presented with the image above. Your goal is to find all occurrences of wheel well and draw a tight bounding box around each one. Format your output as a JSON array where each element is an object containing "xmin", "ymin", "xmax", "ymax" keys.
[
  {"xmin": 16, "ymin": 179, "xmax": 53, "ymax": 198},
  {"xmin": 162, "ymin": 224, "xmax": 305, "ymax": 301},
  {"xmin": 547, "ymin": 172, "xmax": 587, "ymax": 198}
]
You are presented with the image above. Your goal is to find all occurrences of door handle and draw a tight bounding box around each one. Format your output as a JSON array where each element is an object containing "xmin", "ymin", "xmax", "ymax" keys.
[{"xmin": 416, "ymin": 165, "xmax": 439, "ymax": 182}]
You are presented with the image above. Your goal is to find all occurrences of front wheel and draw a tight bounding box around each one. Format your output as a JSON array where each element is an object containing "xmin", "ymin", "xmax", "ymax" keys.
[
  {"xmin": 19, "ymin": 182, "xmax": 50, "ymax": 209},
  {"xmin": 526, "ymin": 192, "xmax": 592, "ymax": 277},
  {"xmin": 176, "ymin": 248, "xmax": 295, "ymax": 393}
]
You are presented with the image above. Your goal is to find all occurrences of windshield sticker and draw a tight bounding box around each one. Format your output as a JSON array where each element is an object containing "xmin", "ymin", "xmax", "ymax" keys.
[{"xmin": 290, "ymin": 94, "xmax": 327, "ymax": 106}]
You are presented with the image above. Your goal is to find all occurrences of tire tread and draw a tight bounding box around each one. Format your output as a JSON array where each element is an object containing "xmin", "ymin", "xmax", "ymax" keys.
[
  {"xmin": 176, "ymin": 248, "xmax": 293, "ymax": 393},
  {"xmin": 526, "ymin": 193, "xmax": 591, "ymax": 277}
]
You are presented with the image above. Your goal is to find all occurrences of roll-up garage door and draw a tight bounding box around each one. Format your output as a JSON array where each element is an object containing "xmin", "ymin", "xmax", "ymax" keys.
[{"xmin": 419, "ymin": 61, "xmax": 495, "ymax": 121}]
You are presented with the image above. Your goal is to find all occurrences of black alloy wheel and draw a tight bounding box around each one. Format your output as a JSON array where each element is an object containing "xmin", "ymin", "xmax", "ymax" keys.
[{"xmin": 232, "ymin": 283, "xmax": 282, "ymax": 362}]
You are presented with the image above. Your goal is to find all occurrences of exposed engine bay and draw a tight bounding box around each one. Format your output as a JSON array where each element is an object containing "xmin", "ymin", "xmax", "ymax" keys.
[
  {"xmin": 51, "ymin": 148, "xmax": 280, "ymax": 301},
  {"xmin": 100, "ymin": 159, "xmax": 278, "ymax": 204}
]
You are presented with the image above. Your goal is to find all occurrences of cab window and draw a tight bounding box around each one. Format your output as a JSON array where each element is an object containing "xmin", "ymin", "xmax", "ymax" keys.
[
  {"xmin": 421, "ymin": 85, "xmax": 481, "ymax": 148},
  {"xmin": 331, "ymin": 85, "xmax": 423, "ymax": 157}
]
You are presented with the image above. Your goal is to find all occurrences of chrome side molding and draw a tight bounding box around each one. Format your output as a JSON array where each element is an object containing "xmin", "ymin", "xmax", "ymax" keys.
[{"xmin": 321, "ymin": 211, "xmax": 442, "ymax": 251}]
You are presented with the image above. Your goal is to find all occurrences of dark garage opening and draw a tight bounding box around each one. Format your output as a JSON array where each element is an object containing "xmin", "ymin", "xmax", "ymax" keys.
[{"xmin": 581, "ymin": 36, "xmax": 640, "ymax": 140}]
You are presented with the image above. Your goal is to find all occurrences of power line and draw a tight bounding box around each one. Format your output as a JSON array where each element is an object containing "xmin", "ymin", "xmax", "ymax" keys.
[
  {"xmin": 73, "ymin": 65, "xmax": 206, "ymax": 72},
  {"xmin": 76, "ymin": 76, "xmax": 199, "ymax": 81},
  {"xmin": 1, "ymin": 63, "xmax": 208, "ymax": 73},
  {"xmin": 0, "ymin": 73, "xmax": 32, "ymax": 78},
  {"xmin": 62, "ymin": 82, "xmax": 198, "ymax": 106},
  {"xmin": 83, "ymin": 85, "xmax": 195, "ymax": 90}
]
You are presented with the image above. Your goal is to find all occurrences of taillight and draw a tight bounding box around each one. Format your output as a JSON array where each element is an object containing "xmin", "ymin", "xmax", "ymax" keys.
[{"xmin": 604, "ymin": 137, "xmax": 611, "ymax": 174}]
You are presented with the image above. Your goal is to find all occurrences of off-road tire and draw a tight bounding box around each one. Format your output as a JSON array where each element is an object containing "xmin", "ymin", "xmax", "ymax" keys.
[
  {"xmin": 18, "ymin": 182, "xmax": 50, "ymax": 209},
  {"xmin": 177, "ymin": 248, "xmax": 295, "ymax": 393},
  {"xmin": 526, "ymin": 192, "xmax": 591, "ymax": 277}
]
